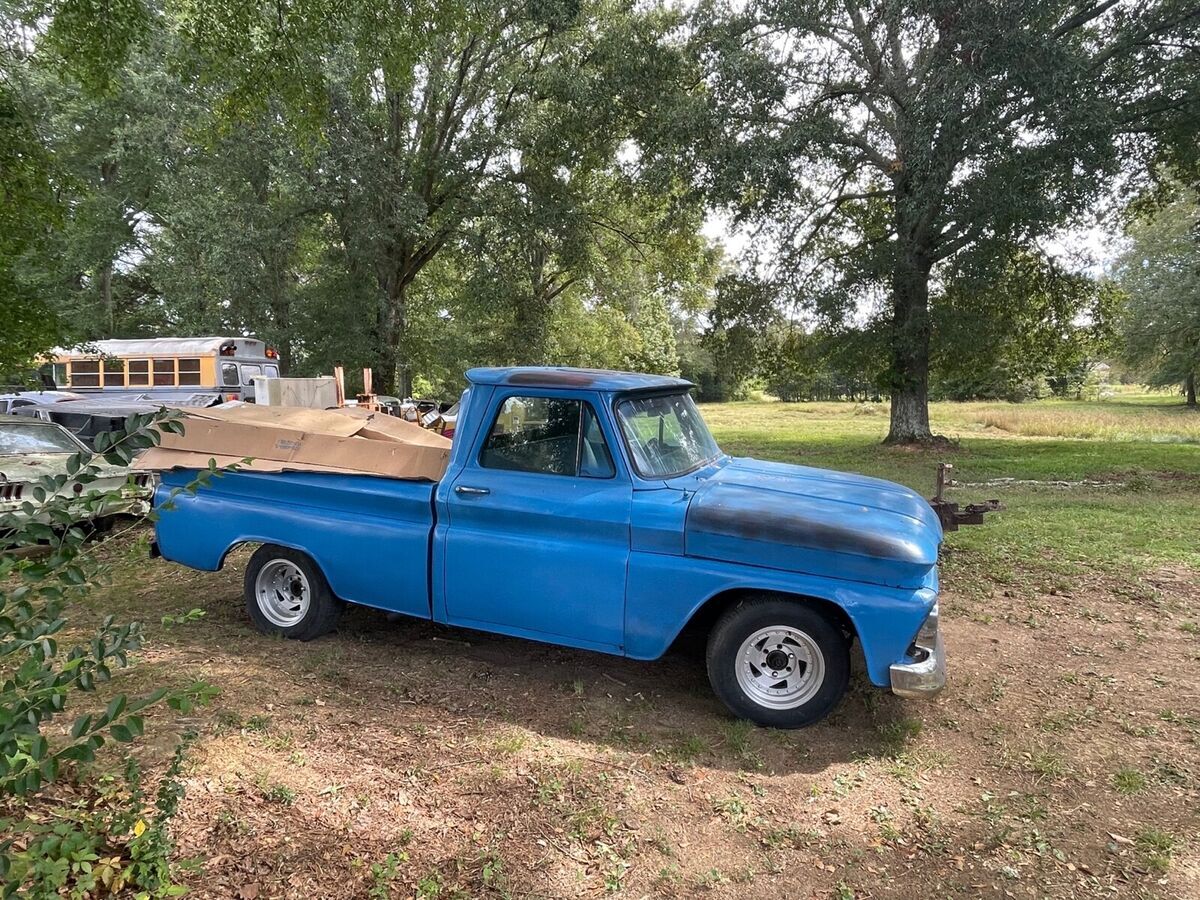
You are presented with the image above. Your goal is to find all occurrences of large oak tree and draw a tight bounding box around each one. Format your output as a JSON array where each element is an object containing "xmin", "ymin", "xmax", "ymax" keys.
[{"xmin": 696, "ymin": 0, "xmax": 1200, "ymax": 441}]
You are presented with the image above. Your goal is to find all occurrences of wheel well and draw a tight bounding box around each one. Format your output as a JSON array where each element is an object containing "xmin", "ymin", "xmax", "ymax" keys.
[
  {"xmin": 672, "ymin": 588, "xmax": 858, "ymax": 650},
  {"xmin": 217, "ymin": 539, "xmax": 264, "ymax": 571}
]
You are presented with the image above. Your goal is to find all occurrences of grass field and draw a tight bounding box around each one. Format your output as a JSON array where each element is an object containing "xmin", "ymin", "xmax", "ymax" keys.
[
  {"xmin": 703, "ymin": 394, "xmax": 1200, "ymax": 585},
  {"xmin": 42, "ymin": 394, "xmax": 1200, "ymax": 898}
]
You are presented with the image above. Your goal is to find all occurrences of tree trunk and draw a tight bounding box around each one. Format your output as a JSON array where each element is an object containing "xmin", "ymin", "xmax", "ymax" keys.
[
  {"xmin": 1186, "ymin": 372, "xmax": 1197, "ymax": 408},
  {"xmin": 99, "ymin": 262, "xmax": 114, "ymax": 334},
  {"xmin": 883, "ymin": 254, "xmax": 934, "ymax": 444},
  {"xmin": 377, "ymin": 274, "xmax": 411, "ymax": 398},
  {"xmin": 263, "ymin": 244, "xmax": 293, "ymax": 375},
  {"xmin": 513, "ymin": 295, "xmax": 550, "ymax": 365},
  {"xmin": 515, "ymin": 245, "xmax": 552, "ymax": 364},
  {"xmin": 99, "ymin": 159, "xmax": 117, "ymax": 334}
]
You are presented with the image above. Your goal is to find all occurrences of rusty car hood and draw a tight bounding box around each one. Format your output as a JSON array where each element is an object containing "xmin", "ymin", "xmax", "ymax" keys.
[
  {"xmin": 0, "ymin": 453, "xmax": 73, "ymax": 484},
  {"xmin": 0, "ymin": 453, "xmax": 130, "ymax": 484},
  {"xmin": 680, "ymin": 457, "xmax": 942, "ymax": 590}
]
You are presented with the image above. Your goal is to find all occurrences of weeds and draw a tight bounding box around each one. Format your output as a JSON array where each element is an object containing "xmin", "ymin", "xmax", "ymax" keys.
[
  {"xmin": 264, "ymin": 783, "xmax": 297, "ymax": 805},
  {"xmin": 1111, "ymin": 768, "xmax": 1147, "ymax": 794},
  {"xmin": 1136, "ymin": 828, "xmax": 1177, "ymax": 874},
  {"xmin": 491, "ymin": 731, "xmax": 527, "ymax": 755},
  {"xmin": 368, "ymin": 852, "xmax": 405, "ymax": 900},
  {"xmin": 2, "ymin": 736, "xmax": 196, "ymax": 897}
]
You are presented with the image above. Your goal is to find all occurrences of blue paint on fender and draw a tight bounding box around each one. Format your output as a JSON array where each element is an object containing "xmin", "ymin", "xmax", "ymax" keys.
[{"xmin": 153, "ymin": 367, "xmax": 943, "ymax": 689}]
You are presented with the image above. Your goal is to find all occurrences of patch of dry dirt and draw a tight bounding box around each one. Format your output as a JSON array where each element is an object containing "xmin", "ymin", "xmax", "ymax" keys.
[{"xmin": 41, "ymin": 538, "xmax": 1200, "ymax": 898}]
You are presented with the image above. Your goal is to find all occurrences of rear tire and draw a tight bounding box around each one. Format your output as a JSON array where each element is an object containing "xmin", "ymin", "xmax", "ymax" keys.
[
  {"xmin": 706, "ymin": 596, "xmax": 849, "ymax": 728},
  {"xmin": 244, "ymin": 544, "xmax": 341, "ymax": 640}
]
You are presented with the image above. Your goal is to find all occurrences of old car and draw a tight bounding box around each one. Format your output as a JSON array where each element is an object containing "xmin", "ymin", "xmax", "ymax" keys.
[
  {"xmin": 0, "ymin": 389, "xmax": 84, "ymax": 415},
  {"xmin": 14, "ymin": 398, "xmax": 163, "ymax": 450},
  {"xmin": 150, "ymin": 367, "xmax": 945, "ymax": 728},
  {"xmin": 0, "ymin": 414, "xmax": 154, "ymax": 528}
]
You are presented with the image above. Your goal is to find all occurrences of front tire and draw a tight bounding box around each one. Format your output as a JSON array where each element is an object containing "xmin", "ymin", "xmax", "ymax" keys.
[
  {"xmin": 244, "ymin": 544, "xmax": 341, "ymax": 640},
  {"xmin": 706, "ymin": 597, "xmax": 849, "ymax": 728}
]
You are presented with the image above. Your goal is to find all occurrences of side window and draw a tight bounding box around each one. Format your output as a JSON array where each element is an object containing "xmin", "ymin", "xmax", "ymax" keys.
[
  {"xmin": 128, "ymin": 359, "xmax": 150, "ymax": 386},
  {"xmin": 103, "ymin": 358, "xmax": 124, "ymax": 386},
  {"xmin": 579, "ymin": 404, "xmax": 615, "ymax": 478},
  {"xmin": 480, "ymin": 396, "xmax": 614, "ymax": 478},
  {"xmin": 71, "ymin": 359, "xmax": 100, "ymax": 387},
  {"xmin": 221, "ymin": 362, "xmax": 239, "ymax": 386},
  {"xmin": 153, "ymin": 359, "xmax": 175, "ymax": 386},
  {"xmin": 178, "ymin": 357, "xmax": 202, "ymax": 385}
]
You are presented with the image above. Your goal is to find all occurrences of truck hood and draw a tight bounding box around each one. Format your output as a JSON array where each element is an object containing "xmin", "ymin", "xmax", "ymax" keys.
[{"xmin": 681, "ymin": 457, "xmax": 942, "ymax": 590}]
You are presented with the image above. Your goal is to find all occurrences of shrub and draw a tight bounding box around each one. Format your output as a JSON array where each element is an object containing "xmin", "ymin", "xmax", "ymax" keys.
[{"xmin": 0, "ymin": 411, "xmax": 222, "ymax": 894}]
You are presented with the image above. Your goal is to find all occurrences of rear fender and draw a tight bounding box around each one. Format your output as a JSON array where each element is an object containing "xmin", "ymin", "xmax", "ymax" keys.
[{"xmin": 154, "ymin": 470, "xmax": 435, "ymax": 619}]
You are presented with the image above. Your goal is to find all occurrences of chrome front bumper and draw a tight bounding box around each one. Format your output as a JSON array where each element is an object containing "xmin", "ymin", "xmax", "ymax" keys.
[{"xmin": 889, "ymin": 623, "xmax": 946, "ymax": 699}]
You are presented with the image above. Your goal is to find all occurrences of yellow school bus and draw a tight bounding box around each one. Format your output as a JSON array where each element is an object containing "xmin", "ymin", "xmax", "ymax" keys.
[{"xmin": 51, "ymin": 337, "xmax": 280, "ymax": 402}]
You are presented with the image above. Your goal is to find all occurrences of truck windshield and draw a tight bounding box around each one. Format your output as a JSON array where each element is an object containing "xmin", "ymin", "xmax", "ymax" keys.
[{"xmin": 616, "ymin": 392, "xmax": 721, "ymax": 478}]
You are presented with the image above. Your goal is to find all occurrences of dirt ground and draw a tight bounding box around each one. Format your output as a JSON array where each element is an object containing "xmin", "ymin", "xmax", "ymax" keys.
[{"xmin": 79, "ymin": 529, "xmax": 1199, "ymax": 900}]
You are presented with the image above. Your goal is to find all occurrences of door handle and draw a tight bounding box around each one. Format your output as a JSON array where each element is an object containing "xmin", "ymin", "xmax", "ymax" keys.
[{"xmin": 454, "ymin": 485, "xmax": 491, "ymax": 496}]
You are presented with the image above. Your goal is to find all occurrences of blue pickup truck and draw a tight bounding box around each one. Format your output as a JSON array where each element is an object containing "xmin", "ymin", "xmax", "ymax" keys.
[{"xmin": 153, "ymin": 367, "xmax": 945, "ymax": 727}]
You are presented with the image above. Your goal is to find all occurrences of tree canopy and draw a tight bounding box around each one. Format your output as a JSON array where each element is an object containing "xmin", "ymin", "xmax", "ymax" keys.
[
  {"xmin": 1, "ymin": 0, "xmax": 1198, "ymax": 416},
  {"xmin": 692, "ymin": 0, "xmax": 1200, "ymax": 438},
  {"xmin": 1116, "ymin": 183, "xmax": 1200, "ymax": 406},
  {"xmin": 1, "ymin": 0, "xmax": 717, "ymax": 393}
]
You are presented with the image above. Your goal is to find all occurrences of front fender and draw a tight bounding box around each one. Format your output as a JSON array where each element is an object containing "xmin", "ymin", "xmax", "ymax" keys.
[{"xmin": 624, "ymin": 551, "xmax": 936, "ymax": 687}]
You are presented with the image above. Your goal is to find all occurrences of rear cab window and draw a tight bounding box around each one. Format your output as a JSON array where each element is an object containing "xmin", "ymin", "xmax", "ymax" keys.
[{"xmin": 480, "ymin": 396, "xmax": 615, "ymax": 478}]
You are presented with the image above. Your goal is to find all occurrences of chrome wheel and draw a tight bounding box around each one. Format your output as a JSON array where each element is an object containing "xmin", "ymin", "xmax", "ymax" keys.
[
  {"xmin": 254, "ymin": 559, "xmax": 310, "ymax": 628},
  {"xmin": 735, "ymin": 625, "xmax": 826, "ymax": 710}
]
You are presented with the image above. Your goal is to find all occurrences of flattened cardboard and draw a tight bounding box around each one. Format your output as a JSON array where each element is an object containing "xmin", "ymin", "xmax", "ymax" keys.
[
  {"xmin": 187, "ymin": 404, "xmax": 365, "ymax": 437},
  {"xmin": 142, "ymin": 404, "xmax": 451, "ymax": 481},
  {"xmin": 333, "ymin": 408, "xmax": 449, "ymax": 446},
  {"xmin": 135, "ymin": 448, "xmax": 354, "ymax": 475}
]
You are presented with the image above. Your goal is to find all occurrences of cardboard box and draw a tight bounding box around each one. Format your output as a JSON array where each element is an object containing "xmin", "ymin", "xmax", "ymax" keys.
[
  {"xmin": 136, "ymin": 404, "xmax": 451, "ymax": 482},
  {"xmin": 252, "ymin": 375, "xmax": 339, "ymax": 409}
]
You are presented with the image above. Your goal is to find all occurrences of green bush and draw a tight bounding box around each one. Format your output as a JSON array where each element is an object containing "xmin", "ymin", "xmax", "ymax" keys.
[{"xmin": 0, "ymin": 411, "xmax": 221, "ymax": 895}]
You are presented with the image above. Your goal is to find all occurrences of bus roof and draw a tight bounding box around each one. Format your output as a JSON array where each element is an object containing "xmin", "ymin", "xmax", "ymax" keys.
[{"xmin": 52, "ymin": 337, "xmax": 265, "ymax": 358}]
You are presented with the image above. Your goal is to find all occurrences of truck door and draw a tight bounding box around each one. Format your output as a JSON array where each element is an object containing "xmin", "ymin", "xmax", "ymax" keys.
[{"xmin": 441, "ymin": 390, "xmax": 631, "ymax": 652}]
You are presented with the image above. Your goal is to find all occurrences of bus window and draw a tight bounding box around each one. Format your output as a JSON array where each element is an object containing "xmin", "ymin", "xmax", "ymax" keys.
[
  {"xmin": 72, "ymin": 360, "xmax": 100, "ymax": 387},
  {"xmin": 128, "ymin": 359, "xmax": 150, "ymax": 386},
  {"xmin": 103, "ymin": 358, "xmax": 124, "ymax": 386},
  {"xmin": 240, "ymin": 364, "xmax": 261, "ymax": 385},
  {"xmin": 221, "ymin": 363, "xmax": 238, "ymax": 386},
  {"xmin": 265, "ymin": 365, "xmax": 279, "ymax": 378},
  {"xmin": 178, "ymin": 358, "xmax": 202, "ymax": 386},
  {"xmin": 51, "ymin": 363, "xmax": 67, "ymax": 386},
  {"xmin": 153, "ymin": 359, "xmax": 175, "ymax": 386}
]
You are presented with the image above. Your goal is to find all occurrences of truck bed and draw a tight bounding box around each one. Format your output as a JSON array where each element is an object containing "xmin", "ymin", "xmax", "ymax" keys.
[{"xmin": 155, "ymin": 469, "xmax": 436, "ymax": 619}]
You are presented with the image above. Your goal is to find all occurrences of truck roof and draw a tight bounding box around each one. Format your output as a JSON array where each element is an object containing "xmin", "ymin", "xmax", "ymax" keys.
[{"xmin": 465, "ymin": 367, "xmax": 693, "ymax": 392}]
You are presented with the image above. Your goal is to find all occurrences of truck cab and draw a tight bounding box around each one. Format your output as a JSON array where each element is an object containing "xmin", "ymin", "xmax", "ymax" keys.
[{"xmin": 154, "ymin": 367, "xmax": 946, "ymax": 728}]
